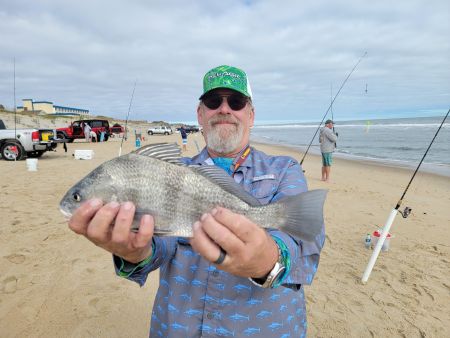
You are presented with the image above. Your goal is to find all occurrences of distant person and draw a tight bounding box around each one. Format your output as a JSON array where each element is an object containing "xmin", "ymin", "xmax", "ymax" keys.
[
  {"xmin": 135, "ymin": 130, "xmax": 142, "ymax": 148},
  {"xmin": 179, "ymin": 125, "xmax": 188, "ymax": 151},
  {"xmin": 83, "ymin": 122, "xmax": 92, "ymax": 143},
  {"xmin": 319, "ymin": 119, "xmax": 338, "ymax": 182},
  {"xmin": 90, "ymin": 130, "xmax": 97, "ymax": 142}
]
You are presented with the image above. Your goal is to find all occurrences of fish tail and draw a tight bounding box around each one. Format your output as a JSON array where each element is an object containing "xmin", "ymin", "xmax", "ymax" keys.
[{"xmin": 276, "ymin": 189, "xmax": 327, "ymax": 241}]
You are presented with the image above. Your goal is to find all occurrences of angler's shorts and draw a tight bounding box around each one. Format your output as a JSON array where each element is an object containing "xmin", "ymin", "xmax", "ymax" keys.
[
  {"xmin": 322, "ymin": 152, "xmax": 333, "ymax": 166},
  {"xmin": 182, "ymin": 138, "xmax": 187, "ymax": 145}
]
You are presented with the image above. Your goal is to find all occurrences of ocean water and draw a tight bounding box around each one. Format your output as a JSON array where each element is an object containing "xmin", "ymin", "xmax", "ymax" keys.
[{"xmin": 250, "ymin": 116, "xmax": 450, "ymax": 177}]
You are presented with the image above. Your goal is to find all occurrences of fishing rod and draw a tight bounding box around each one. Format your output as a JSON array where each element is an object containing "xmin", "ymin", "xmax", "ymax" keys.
[
  {"xmin": 330, "ymin": 83, "xmax": 334, "ymax": 124},
  {"xmin": 13, "ymin": 57, "xmax": 17, "ymax": 162},
  {"xmin": 300, "ymin": 51, "xmax": 367, "ymax": 165},
  {"xmin": 194, "ymin": 139, "xmax": 201, "ymax": 153},
  {"xmin": 118, "ymin": 80, "xmax": 137, "ymax": 157},
  {"xmin": 362, "ymin": 108, "xmax": 450, "ymax": 283},
  {"xmin": 330, "ymin": 83, "xmax": 337, "ymax": 147}
]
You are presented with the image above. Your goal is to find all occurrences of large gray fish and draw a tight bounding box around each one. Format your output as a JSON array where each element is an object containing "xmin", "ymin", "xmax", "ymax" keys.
[{"xmin": 60, "ymin": 143, "xmax": 327, "ymax": 240}]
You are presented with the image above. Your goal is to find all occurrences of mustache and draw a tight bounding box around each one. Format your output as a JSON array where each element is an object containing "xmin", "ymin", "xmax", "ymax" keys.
[{"xmin": 209, "ymin": 115, "xmax": 238, "ymax": 126}]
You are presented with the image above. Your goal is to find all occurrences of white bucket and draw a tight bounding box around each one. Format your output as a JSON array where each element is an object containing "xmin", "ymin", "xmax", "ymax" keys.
[
  {"xmin": 26, "ymin": 158, "xmax": 38, "ymax": 171},
  {"xmin": 372, "ymin": 230, "xmax": 393, "ymax": 252}
]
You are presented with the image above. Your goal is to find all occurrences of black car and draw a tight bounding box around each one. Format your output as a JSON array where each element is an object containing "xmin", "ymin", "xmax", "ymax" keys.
[{"xmin": 177, "ymin": 125, "xmax": 200, "ymax": 134}]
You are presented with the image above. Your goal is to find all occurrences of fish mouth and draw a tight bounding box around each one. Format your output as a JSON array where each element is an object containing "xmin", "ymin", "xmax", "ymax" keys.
[{"xmin": 59, "ymin": 207, "xmax": 73, "ymax": 220}]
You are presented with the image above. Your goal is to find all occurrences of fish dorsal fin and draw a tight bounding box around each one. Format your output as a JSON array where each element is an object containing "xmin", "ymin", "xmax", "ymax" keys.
[
  {"xmin": 190, "ymin": 165, "xmax": 261, "ymax": 206},
  {"xmin": 133, "ymin": 143, "xmax": 185, "ymax": 165}
]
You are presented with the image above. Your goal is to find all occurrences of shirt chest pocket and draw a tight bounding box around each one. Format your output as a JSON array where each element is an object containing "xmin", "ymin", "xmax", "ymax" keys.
[{"xmin": 249, "ymin": 175, "xmax": 278, "ymax": 201}]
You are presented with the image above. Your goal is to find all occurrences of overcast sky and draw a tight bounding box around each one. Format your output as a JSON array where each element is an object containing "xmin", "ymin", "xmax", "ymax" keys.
[{"xmin": 0, "ymin": 0, "xmax": 449, "ymax": 123}]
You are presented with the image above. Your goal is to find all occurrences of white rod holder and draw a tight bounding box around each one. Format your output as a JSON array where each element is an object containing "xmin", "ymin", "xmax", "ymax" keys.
[{"xmin": 361, "ymin": 208, "xmax": 398, "ymax": 283}]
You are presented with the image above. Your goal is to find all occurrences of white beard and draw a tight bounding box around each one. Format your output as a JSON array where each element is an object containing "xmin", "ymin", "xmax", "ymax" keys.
[{"xmin": 205, "ymin": 120, "xmax": 244, "ymax": 155}]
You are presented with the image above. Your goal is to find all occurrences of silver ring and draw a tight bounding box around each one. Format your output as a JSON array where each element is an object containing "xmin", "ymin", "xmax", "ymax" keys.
[{"xmin": 213, "ymin": 248, "xmax": 226, "ymax": 265}]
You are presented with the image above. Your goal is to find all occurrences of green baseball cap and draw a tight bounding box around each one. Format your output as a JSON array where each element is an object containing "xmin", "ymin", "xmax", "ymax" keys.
[{"xmin": 200, "ymin": 65, "xmax": 253, "ymax": 99}]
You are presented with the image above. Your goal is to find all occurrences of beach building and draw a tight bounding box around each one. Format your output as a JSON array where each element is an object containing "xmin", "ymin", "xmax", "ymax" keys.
[{"xmin": 17, "ymin": 99, "xmax": 89, "ymax": 116}]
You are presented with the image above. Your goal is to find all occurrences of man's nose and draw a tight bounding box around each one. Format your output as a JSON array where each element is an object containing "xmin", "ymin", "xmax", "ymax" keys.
[{"xmin": 218, "ymin": 97, "xmax": 232, "ymax": 114}]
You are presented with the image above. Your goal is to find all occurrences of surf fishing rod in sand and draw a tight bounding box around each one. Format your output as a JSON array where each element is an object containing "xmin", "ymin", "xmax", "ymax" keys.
[
  {"xmin": 13, "ymin": 57, "xmax": 17, "ymax": 161},
  {"xmin": 299, "ymin": 51, "xmax": 367, "ymax": 166},
  {"xmin": 362, "ymin": 108, "xmax": 450, "ymax": 283},
  {"xmin": 119, "ymin": 80, "xmax": 137, "ymax": 157}
]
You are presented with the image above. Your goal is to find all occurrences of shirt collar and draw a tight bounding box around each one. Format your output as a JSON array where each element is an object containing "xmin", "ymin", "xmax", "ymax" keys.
[{"xmin": 190, "ymin": 146, "xmax": 254, "ymax": 169}]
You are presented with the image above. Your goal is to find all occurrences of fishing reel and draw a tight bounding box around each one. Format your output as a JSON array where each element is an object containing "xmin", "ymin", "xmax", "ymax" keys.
[{"xmin": 399, "ymin": 206, "xmax": 412, "ymax": 218}]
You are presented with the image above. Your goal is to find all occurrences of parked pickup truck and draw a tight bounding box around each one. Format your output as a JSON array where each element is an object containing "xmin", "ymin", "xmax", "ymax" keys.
[
  {"xmin": 0, "ymin": 119, "xmax": 59, "ymax": 161},
  {"xmin": 147, "ymin": 125, "xmax": 173, "ymax": 135},
  {"xmin": 57, "ymin": 119, "xmax": 110, "ymax": 142}
]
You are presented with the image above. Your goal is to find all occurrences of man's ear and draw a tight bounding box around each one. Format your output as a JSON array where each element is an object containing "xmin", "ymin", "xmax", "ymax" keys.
[{"xmin": 249, "ymin": 107, "xmax": 255, "ymax": 128}]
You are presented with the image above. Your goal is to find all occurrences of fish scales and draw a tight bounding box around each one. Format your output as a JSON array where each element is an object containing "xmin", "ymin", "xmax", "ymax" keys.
[
  {"xmin": 128, "ymin": 155, "xmax": 275, "ymax": 235},
  {"xmin": 62, "ymin": 154, "xmax": 267, "ymax": 236},
  {"xmin": 60, "ymin": 144, "xmax": 327, "ymax": 240}
]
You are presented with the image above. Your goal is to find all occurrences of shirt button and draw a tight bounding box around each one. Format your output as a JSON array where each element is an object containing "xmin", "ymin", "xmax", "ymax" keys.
[
  {"xmin": 207, "ymin": 312, "xmax": 213, "ymax": 319},
  {"xmin": 212, "ymin": 271, "xmax": 219, "ymax": 277}
]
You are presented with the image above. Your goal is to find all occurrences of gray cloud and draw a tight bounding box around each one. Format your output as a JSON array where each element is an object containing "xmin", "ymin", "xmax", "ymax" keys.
[{"xmin": 0, "ymin": 0, "xmax": 448, "ymax": 123}]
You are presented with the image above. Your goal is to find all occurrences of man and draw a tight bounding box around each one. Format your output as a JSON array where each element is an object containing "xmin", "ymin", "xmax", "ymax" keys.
[
  {"xmin": 319, "ymin": 119, "xmax": 338, "ymax": 182},
  {"xmin": 179, "ymin": 124, "xmax": 188, "ymax": 151},
  {"xmin": 68, "ymin": 65, "xmax": 325, "ymax": 337},
  {"xmin": 83, "ymin": 122, "xmax": 92, "ymax": 143}
]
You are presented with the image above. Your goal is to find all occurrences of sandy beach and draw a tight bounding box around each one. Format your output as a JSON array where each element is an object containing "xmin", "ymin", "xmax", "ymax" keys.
[{"xmin": 1, "ymin": 114, "xmax": 449, "ymax": 337}]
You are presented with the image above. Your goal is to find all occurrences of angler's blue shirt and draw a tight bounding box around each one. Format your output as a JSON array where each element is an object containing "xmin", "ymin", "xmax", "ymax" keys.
[{"xmin": 114, "ymin": 147, "xmax": 325, "ymax": 338}]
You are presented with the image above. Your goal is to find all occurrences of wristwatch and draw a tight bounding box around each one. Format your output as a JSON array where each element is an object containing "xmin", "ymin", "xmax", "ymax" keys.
[{"xmin": 249, "ymin": 245, "xmax": 285, "ymax": 288}]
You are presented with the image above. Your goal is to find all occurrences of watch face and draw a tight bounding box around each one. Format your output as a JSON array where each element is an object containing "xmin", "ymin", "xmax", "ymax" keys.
[{"xmin": 269, "ymin": 266, "xmax": 286, "ymax": 287}]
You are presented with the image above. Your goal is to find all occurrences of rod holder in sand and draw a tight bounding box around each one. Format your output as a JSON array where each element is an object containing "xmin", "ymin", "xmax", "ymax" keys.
[
  {"xmin": 362, "ymin": 109, "xmax": 448, "ymax": 284},
  {"xmin": 361, "ymin": 208, "xmax": 398, "ymax": 283}
]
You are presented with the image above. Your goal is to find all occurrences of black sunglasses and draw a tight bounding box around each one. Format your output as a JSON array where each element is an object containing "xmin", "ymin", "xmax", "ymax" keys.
[{"xmin": 202, "ymin": 93, "xmax": 249, "ymax": 111}]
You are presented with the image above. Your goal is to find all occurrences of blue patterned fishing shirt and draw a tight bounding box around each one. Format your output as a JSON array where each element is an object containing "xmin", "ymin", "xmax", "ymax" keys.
[{"xmin": 114, "ymin": 146, "xmax": 325, "ymax": 337}]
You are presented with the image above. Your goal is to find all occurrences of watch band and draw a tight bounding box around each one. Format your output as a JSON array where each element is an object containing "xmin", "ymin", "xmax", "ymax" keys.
[{"xmin": 249, "ymin": 242, "xmax": 286, "ymax": 288}]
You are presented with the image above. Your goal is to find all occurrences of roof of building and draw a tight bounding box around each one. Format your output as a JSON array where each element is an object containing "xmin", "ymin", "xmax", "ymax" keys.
[{"xmin": 54, "ymin": 105, "xmax": 89, "ymax": 112}]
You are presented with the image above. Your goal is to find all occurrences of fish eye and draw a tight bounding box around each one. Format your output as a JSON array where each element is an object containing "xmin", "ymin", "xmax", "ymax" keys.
[{"xmin": 72, "ymin": 192, "xmax": 82, "ymax": 202}]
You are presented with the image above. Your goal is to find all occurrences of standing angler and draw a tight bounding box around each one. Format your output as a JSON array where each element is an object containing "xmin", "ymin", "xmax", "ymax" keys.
[
  {"xmin": 180, "ymin": 124, "xmax": 188, "ymax": 152},
  {"xmin": 319, "ymin": 119, "xmax": 338, "ymax": 182},
  {"xmin": 67, "ymin": 65, "xmax": 326, "ymax": 337}
]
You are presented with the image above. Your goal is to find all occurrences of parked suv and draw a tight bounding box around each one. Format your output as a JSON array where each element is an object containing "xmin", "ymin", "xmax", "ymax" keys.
[
  {"xmin": 57, "ymin": 119, "xmax": 110, "ymax": 142},
  {"xmin": 147, "ymin": 126, "xmax": 173, "ymax": 135}
]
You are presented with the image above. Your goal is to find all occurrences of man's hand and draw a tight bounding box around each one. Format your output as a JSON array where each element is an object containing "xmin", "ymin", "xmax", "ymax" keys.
[
  {"xmin": 68, "ymin": 199, "xmax": 154, "ymax": 264},
  {"xmin": 189, "ymin": 207, "xmax": 279, "ymax": 278}
]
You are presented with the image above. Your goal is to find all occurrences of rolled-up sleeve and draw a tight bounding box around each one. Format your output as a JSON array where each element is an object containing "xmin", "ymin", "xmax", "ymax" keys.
[{"xmin": 113, "ymin": 236, "xmax": 178, "ymax": 286}]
